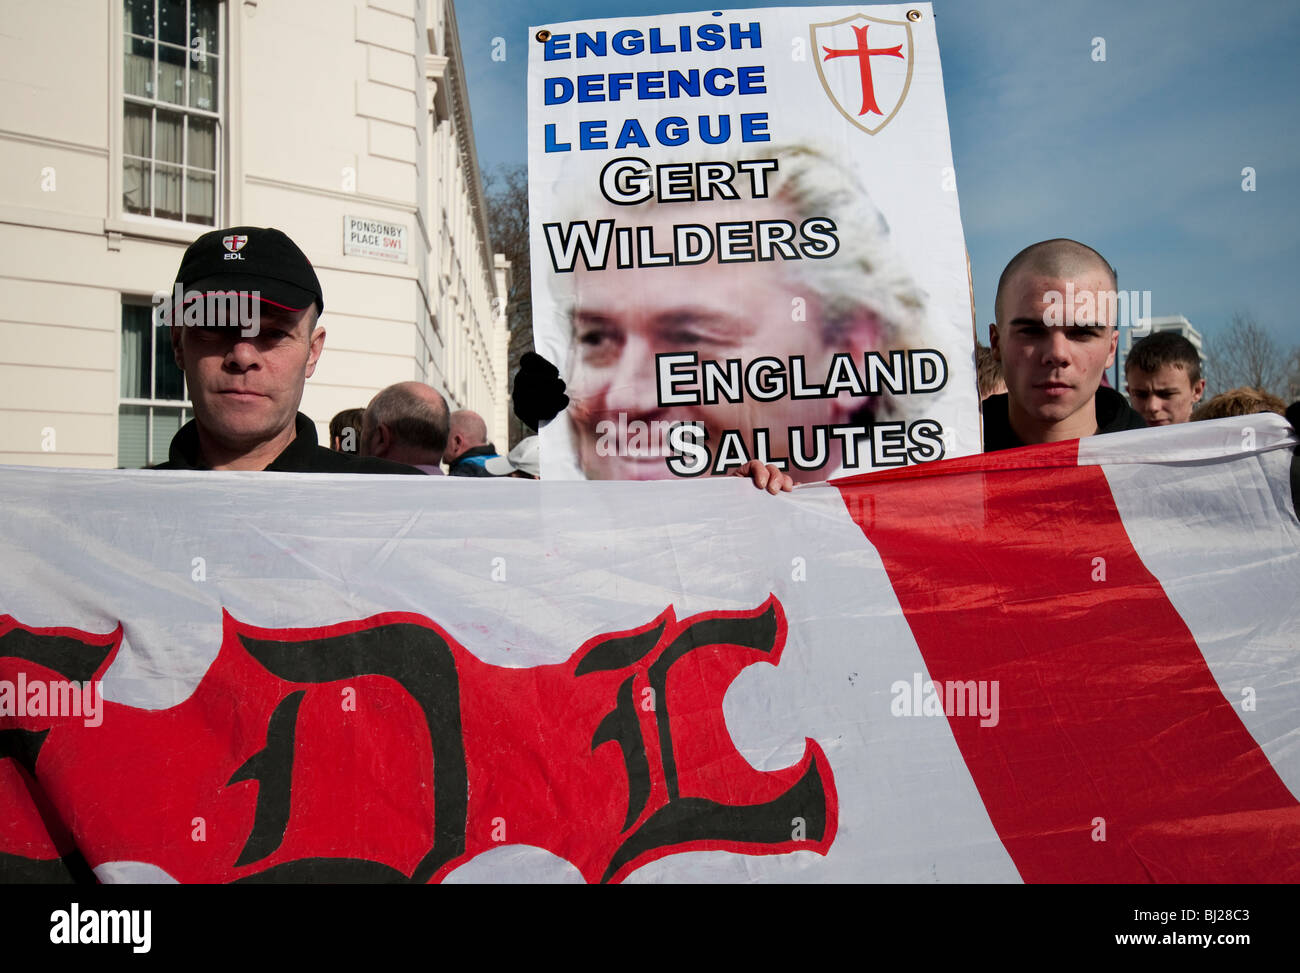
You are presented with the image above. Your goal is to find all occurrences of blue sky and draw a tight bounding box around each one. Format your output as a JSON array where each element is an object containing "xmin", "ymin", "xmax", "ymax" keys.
[{"xmin": 456, "ymin": 0, "xmax": 1300, "ymax": 353}]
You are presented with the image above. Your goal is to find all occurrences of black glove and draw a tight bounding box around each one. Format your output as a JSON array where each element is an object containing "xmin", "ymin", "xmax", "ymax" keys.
[{"xmin": 512, "ymin": 352, "xmax": 569, "ymax": 431}]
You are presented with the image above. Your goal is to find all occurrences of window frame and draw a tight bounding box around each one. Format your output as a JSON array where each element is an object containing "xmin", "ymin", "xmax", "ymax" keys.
[
  {"xmin": 114, "ymin": 0, "xmax": 228, "ymax": 232},
  {"xmin": 118, "ymin": 295, "xmax": 193, "ymax": 468}
]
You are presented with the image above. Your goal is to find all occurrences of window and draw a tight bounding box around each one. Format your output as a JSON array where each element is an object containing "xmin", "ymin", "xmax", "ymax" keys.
[
  {"xmin": 119, "ymin": 300, "xmax": 191, "ymax": 468},
  {"xmin": 123, "ymin": 0, "xmax": 223, "ymax": 225}
]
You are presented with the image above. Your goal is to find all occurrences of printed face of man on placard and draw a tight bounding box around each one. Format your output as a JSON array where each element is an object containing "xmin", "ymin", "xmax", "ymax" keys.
[
  {"xmin": 568, "ymin": 199, "xmax": 890, "ymax": 482},
  {"xmin": 561, "ymin": 150, "xmax": 925, "ymax": 483}
]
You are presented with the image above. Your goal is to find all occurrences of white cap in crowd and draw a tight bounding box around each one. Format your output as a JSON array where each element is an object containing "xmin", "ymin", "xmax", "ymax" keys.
[{"xmin": 484, "ymin": 436, "xmax": 540, "ymax": 478}]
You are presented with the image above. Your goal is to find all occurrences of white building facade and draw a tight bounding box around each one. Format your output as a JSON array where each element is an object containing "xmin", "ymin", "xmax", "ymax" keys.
[{"xmin": 0, "ymin": 0, "xmax": 508, "ymax": 468}]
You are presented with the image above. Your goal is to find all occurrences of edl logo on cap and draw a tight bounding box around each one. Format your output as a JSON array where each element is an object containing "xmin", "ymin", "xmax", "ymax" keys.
[{"xmin": 174, "ymin": 226, "xmax": 324, "ymax": 314}]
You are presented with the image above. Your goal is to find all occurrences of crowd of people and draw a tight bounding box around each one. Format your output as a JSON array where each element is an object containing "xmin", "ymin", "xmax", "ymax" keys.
[
  {"xmin": 978, "ymin": 323, "xmax": 1289, "ymax": 426},
  {"xmin": 153, "ymin": 226, "xmax": 1297, "ymax": 489},
  {"xmin": 329, "ymin": 387, "xmax": 539, "ymax": 480}
]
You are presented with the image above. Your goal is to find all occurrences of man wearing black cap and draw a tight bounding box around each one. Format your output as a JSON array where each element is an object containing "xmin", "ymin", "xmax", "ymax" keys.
[{"xmin": 155, "ymin": 226, "xmax": 417, "ymax": 474}]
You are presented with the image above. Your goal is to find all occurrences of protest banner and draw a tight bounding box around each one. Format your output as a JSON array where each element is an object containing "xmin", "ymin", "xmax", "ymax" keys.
[
  {"xmin": 527, "ymin": 3, "xmax": 977, "ymax": 481},
  {"xmin": 2, "ymin": 416, "xmax": 1297, "ymax": 882}
]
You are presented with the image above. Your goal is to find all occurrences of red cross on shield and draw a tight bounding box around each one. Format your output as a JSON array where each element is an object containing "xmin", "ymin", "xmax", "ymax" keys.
[
  {"xmin": 811, "ymin": 13, "xmax": 915, "ymax": 135},
  {"xmin": 222, "ymin": 235, "xmax": 248, "ymax": 253}
]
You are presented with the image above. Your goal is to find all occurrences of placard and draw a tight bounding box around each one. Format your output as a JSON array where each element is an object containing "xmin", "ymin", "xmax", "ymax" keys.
[{"xmin": 528, "ymin": 4, "xmax": 977, "ymax": 481}]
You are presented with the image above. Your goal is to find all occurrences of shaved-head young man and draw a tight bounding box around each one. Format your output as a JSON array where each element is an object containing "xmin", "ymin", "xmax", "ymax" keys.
[
  {"xmin": 984, "ymin": 238, "xmax": 1145, "ymax": 450},
  {"xmin": 361, "ymin": 382, "xmax": 451, "ymax": 474}
]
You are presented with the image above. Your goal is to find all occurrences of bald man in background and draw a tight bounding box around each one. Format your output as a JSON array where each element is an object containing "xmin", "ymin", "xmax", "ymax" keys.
[
  {"xmin": 444, "ymin": 410, "xmax": 502, "ymax": 477},
  {"xmin": 984, "ymin": 238, "xmax": 1144, "ymax": 450},
  {"xmin": 360, "ymin": 382, "xmax": 451, "ymax": 474}
]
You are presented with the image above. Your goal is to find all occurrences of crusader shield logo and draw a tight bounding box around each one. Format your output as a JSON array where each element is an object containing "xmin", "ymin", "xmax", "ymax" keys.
[
  {"xmin": 222, "ymin": 234, "xmax": 248, "ymax": 253},
  {"xmin": 811, "ymin": 13, "xmax": 915, "ymax": 135}
]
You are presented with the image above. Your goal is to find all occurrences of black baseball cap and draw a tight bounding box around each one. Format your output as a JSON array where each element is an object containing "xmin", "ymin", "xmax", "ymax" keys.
[{"xmin": 175, "ymin": 226, "xmax": 324, "ymax": 314}]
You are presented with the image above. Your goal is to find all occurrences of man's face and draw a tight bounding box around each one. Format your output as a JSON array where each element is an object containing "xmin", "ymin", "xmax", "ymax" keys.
[
  {"xmin": 1126, "ymin": 364, "xmax": 1204, "ymax": 425},
  {"xmin": 172, "ymin": 304, "xmax": 324, "ymax": 456},
  {"xmin": 565, "ymin": 203, "xmax": 856, "ymax": 482},
  {"xmin": 990, "ymin": 269, "xmax": 1119, "ymax": 438}
]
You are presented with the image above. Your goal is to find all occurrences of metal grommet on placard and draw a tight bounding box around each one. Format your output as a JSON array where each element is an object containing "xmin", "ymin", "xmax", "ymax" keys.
[
  {"xmin": 906, "ymin": 9, "xmax": 922, "ymax": 21},
  {"xmin": 536, "ymin": 29, "xmax": 551, "ymax": 42}
]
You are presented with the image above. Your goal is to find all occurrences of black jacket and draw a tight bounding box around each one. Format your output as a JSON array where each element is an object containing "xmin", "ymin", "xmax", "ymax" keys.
[
  {"xmin": 154, "ymin": 413, "xmax": 421, "ymax": 474},
  {"xmin": 982, "ymin": 387, "xmax": 1146, "ymax": 452},
  {"xmin": 447, "ymin": 443, "xmax": 501, "ymax": 477}
]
